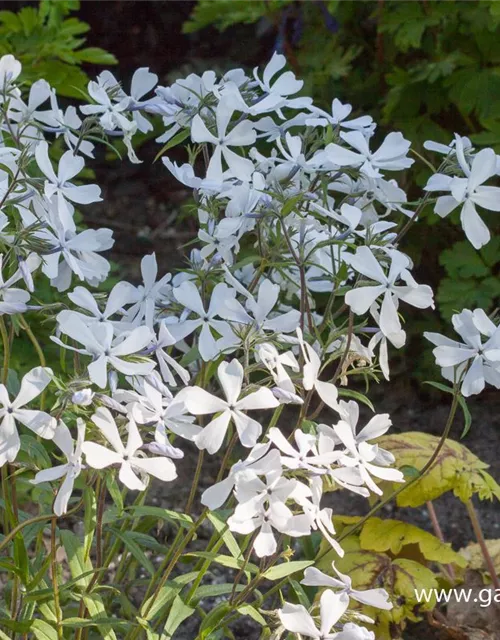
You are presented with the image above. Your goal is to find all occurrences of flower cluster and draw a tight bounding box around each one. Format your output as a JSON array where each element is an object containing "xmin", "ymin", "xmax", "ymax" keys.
[{"xmin": 1, "ymin": 51, "xmax": 497, "ymax": 638}]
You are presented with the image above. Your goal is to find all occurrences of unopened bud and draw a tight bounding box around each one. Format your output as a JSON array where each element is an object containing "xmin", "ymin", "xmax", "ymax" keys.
[{"xmin": 71, "ymin": 388, "xmax": 94, "ymax": 406}]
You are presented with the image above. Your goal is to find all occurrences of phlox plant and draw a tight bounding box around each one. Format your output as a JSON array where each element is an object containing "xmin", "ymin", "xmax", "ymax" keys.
[{"xmin": 0, "ymin": 50, "xmax": 499, "ymax": 640}]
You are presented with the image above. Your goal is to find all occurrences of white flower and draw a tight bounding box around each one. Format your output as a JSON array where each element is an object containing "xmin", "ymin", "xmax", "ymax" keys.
[
  {"xmin": 150, "ymin": 323, "xmax": 190, "ymax": 386},
  {"xmin": 424, "ymin": 144, "xmax": 500, "ymax": 249},
  {"xmin": 53, "ymin": 316, "xmax": 154, "ymax": 388},
  {"xmin": 130, "ymin": 378, "xmax": 201, "ymax": 443},
  {"xmin": 267, "ymin": 427, "xmax": 338, "ymax": 473},
  {"xmin": 0, "ymin": 54, "xmax": 21, "ymax": 90},
  {"xmin": 278, "ymin": 590, "xmax": 349, "ymax": 639},
  {"xmin": 294, "ymin": 476, "xmax": 344, "ymax": 557},
  {"xmin": 190, "ymin": 100, "xmax": 256, "ymax": 181},
  {"xmin": 296, "ymin": 328, "xmax": 339, "ymax": 409},
  {"xmin": 0, "ymin": 253, "xmax": 40, "ymax": 315},
  {"xmin": 35, "ymin": 141, "xmax": 102, "ymax": 216},
  {"xmin": 325, "ymin": 131, "xmax": 413, "ymax": 178},
  {"xmin": 80, "ymin": 81, "xmax": 132, "ymax": 132},
  {"xmin": 32, "ymin": 419, "xmax": 85, "ymax": 515},
  {"xmin": 183, "ymin": 359, "xmax": 279, "ymax": 454},
  {"xmin": 124, "ymin": 253, "xmax": 171, "ymax": 329},
  {"xmin": 221, "ymin": 278, "xmax": 300, "ymax": 335},
  {"xmin": 82, "ymin": 407, "xmax": 177, "ymax": 490},
  {"xmin": 344, "ymin": 247, "xmax": 434, "ymax": 337},
  {"xmin": 302, "ymin": 562, "xmax": 392, "ymax": 610},
  {"xmin": 62, "ymin": 282, "xmax": 138, "ymax": 328},
  {"xmin": 169, "ymin": 280, "xmax": 236, "ymax": 362},
  {"xmin": 72, "ymin": 388, "xmax": 95, "ymax": 406},
  {"xmin": 274, "ymin": 132, "xmax": 317, "ymax": 178},
  {"xmin": 228, "ymin": 464, "xmax": 309, "ymax": 557},
  {"xmin": 255, "ymin": 342, "xmax": 299, "ymax": 394},
  {"xmin": 0, "ymin": 367, "xmax": 56, "ymax": 466},
  {"xmin": 200, "ymin": 443, "xmax": 277, "ymax": 510},
  {"xmin": 127, "ymin": 67, "xmax": 159, "ymax": 133},
  {"xmin": 252, "ymin": 52, "xmax": 312, "ymax": 114},
  {"xmin": 38, "ymin": 213, "xmax": 114, "ymax": 292},
  {"xmin": 321, "ymin": 402, "xmax": 404, "ymax": 496},
  {"xmin": 8, "ymin": 79, "xmax": 52, "ymax": 125},
  {"xmin": 425, "ymin": 309, "xmax": 500, "ymax": 397},
  {"xmin": 306, "ymin": 98, "xmax": 375, "ymax": 136}
]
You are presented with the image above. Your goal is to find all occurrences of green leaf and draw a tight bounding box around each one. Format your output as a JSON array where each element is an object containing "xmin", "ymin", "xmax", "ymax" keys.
[
  {"xmin": 189, "ymin": 583, "xmax": 245, "ymax": 603},
  {"xmin": 207, "ymin": 512, "xmax": 242, "ymax": 559},
  {"xmin": 82, "ymin": 594, "xmax": 118, "ymax": 640},
  {"xmin": 13, "ymin": 533, "xmax": 30, "ymax": 586},
  {"xmin": 140, "ymin": 572, "xmax": 198, "ymax": 621},
  {"xmin": 154, "ymin": 129, "xmax": 191, "ymax": 162},
  {"xmin": 109, "ymin": 528, "xmax": 155, "ymax": 576},
  {"xmin": 60, "ymin": 618, "xmax": 129, "ymax": 629},
  {"xmin": 83, "ymin": 485, "xmax": 97, "ymax": 561},
  {"xmin": 31, "ymin": 620, "xmax": 58, "ymax": 640},
  {"xmin": 60, "ymin": 529, "xmax": 92, "ymax": 588},
  {"xmin": 183, "ymin": 551, "xmax": 259, "ymax": 574},
  {"xmin": 161, "ymin": 595, "xmax": 194, "ymax": 639},
  {"xmin": 106, "ymin": 472, "xmax": 124, "ymax": 515},
  {"xmin": 75, "ymin": 47, "xmax": 117, "ymax": 65},
  {"xmin": 337, "ymin": 388, "xmax": 375, "ymax": 412},
  {"xmin": 262, "ymin": 560, "xmax": 314, "ymax": 581},
  {"xmin": 126, "ymin": 506, "xmax": 193, "ymax": 529},
  {"xmin": 237, "ymin": 604, "xmax": 266, "ymax": 626},
  {"xmin": 198, "ymin": 602, "xmax": 231, "ymax": 639}
]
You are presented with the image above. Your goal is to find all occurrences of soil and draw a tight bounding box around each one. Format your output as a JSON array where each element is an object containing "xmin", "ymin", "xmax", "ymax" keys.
[{"xmin": 3, "ymin": 2, "xmax": 500, "ymax": 638}]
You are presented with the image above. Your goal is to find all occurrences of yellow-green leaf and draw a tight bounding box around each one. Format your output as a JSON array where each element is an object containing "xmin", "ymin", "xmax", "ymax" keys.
[
  {"xmin": 360, "ymin": 517, "xmax": 466, "ymax": 567},
  {"xmin": 377, "ymin": 432, "xmax": 500, "ymax": 506}
]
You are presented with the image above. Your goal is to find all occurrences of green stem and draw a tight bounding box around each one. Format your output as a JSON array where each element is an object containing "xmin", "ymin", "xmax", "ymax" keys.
[
  {"xmin": 229, "ymin": 533, "xmax": 256, "ymax": 604},
  {"xmin": 0, "ymin": 316, "xmax": 10, "ymax": 385},
  {"xmin": 185, "ymin": 450, "xmax": 204, "ymax": 516},
  {"xmin": 51, "ymin": 517, "xmax": 63, "ymax": 640}
]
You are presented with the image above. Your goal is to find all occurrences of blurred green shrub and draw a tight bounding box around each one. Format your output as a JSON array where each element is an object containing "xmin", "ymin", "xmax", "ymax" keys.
[
  {"xmin": 184, "ymin": 0, "xmax": 500, "ymax": 149},
  {"xmin": 0, "ymin": 0, "xmax": 116, "ymax": 98}
]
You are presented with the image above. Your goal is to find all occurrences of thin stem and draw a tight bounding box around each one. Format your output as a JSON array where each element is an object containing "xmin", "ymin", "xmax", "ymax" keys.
[
  {"xmin": 0, "ymin": 316, "xmax": 10, "ymax": 385},
  {"xmin": 91, "ymin": 478, "xmax": 107, "ymax": 586},
  {"xmin": 229, "ymin": 532, "xmax": 256, "ymax": 604},
  {"xmin": 185, "ymin": 450, "xmax": 204, "ymax": 515},
  {"xmin": 466, "ymin": 499, "xmax": 500, "ymax": 590},
  {"xmin": 426, "ymin": 501, "xmax": 455, "ymax": 580},
  {"xmin": 51, "ymin": 517, "xmax": 64, "ymax": 640}
]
